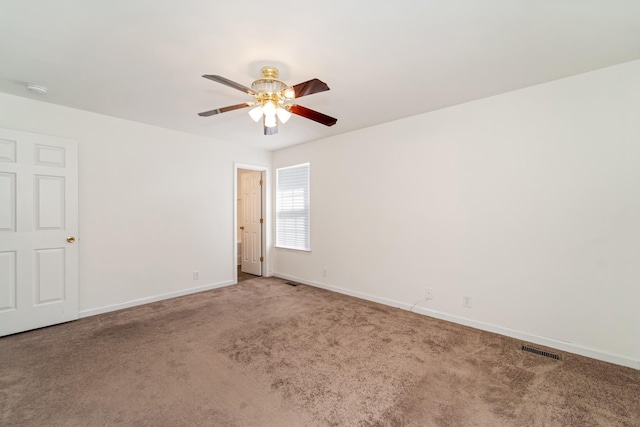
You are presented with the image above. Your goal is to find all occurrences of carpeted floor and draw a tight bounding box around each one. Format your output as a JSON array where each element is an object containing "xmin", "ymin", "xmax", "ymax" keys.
[{"xmin": 1, "ymin": 277, "xmax": 638, "ymax": 426}]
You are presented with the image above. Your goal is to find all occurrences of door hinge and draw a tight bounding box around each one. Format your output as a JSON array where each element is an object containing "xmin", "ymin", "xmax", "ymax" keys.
[
  {"xmin": 259, "ymin": 179, "xmax": 263, "ymax": 186},
  {"xmin": 260, "ymin": 218, "xmax": 263, "ymax": 224},
  {"xmin": 260, "ymin": 256, "xmax": 264, "ymax": 262}
]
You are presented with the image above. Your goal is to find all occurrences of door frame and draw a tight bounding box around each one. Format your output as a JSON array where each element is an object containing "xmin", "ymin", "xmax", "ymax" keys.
[{"xmin": 233, "ymin": 162, "xmax": 270, "ymax": 283}]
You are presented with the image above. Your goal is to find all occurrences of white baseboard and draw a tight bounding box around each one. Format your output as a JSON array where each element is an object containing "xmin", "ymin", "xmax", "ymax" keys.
[
  {"xmin": 273, "ymin": 272, "xmax": 639, "ymax": 371},
  {"xmin": 78, "ymin": 280, "xmax": 236, "ymax": 318}
]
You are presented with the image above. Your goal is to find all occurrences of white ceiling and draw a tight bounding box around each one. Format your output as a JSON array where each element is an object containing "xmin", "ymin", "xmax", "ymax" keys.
[{"xmin": 1, "ymin": 1, "xmax": 639, "ymax": 150}]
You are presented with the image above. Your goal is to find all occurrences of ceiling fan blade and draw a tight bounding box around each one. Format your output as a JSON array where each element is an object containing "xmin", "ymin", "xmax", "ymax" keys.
[
  {"xmin": 202, "ymin": 75, "xmax": 258, "ymax": 96},
  {"xmin": 289, "ymin": 105, "xmax": 337, "ymax": 127},
  {"xmin": 263, "ymin": 116, "xmax": 278, "ymax": 135},
  {"xmin": 290, "ymin": 78, "xmax": 330, "ymax": 98},
  {"xmin": 198, "ymin": 102, "xmax": 255, "ymax": 117}
]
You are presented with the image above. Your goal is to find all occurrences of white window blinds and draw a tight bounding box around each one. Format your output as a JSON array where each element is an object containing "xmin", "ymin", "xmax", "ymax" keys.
[{"xmin": 276, "ymin": 163, "xmax": 310, "ymax": 251}]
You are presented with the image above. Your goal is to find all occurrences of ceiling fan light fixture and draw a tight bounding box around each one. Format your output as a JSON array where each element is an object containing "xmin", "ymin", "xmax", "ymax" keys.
[
  {"xmin": 283, "ymin": 87, "xmax": 295, "ymax": 99},
  {"xmin": 262, "ymin": 100, "xmax": 276, "ymax": 117},
  {"xmin": 248, "ymin": 106, "xmax": 263, "ymax": 122},
  {"xmin": 264, "ymin": 114, "xmax": 277, "ymax": 128},
  {"xmin": 276, "ymin": 107, "xmax": 291, "ymax": 124}
]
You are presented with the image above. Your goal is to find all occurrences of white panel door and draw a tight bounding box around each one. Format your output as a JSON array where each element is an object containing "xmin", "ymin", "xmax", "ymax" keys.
[
  {"xmin": 0, "ymin": 128, "xmax": 78, "ymax": 336},
  {"xmin": 240, "ymin": 171, "xmax": 262, "ymax": 276}
]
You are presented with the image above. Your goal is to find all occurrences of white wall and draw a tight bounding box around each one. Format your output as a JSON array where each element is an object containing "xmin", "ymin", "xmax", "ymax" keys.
[
  {"xmin": 0, "ymin": 93, "xmax": 270, "ymax": 315},
  {"xmin": 271, "ymin": 60, "xmax": 640, "ymax": 369}
]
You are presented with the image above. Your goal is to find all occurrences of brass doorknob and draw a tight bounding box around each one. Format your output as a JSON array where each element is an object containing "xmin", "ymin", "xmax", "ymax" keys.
[
  {"xmin": 239, "ymin": 226, "xmax": 245, "ymax": 230},
  {"xmin": 66, "ymin": 236, "xmax": 76, "ymax": 243}
]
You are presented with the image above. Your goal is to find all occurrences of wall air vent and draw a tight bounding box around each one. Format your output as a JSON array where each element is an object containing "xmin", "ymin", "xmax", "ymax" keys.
[{"xmin": 521, "ymin": 345, "xmax": 562, "ymax": 360}]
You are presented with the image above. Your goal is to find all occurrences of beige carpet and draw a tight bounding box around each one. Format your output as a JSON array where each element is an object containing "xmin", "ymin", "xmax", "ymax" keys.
[{"xmin": 1, "ymin": 277, "xmax": 638, "ymax": 426}]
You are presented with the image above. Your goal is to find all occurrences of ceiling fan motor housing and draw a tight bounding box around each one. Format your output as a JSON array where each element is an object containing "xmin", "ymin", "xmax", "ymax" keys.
[
  {"xmin": 251, "ymin": 78, "xmax": 287, "ymax": 95},
  {"xmin": 251, "ymin": 66, "xmax": 288, "ymax": 97}
]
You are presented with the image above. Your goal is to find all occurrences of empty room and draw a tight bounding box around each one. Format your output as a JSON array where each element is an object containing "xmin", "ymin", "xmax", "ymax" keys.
[{"xmin": 1, "ymin": 1, "xmax": 639, "ymax": 426}]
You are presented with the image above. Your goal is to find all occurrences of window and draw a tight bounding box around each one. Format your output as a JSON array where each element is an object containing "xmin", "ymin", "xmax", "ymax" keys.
[{"xmin": 276, "ymin": 163, "xmax": 310, "ymax": 251}]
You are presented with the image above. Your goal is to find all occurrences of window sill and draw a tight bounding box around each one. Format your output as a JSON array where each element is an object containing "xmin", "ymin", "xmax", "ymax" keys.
[{"xmin": 275, "ymin": 246, "xmax": 311, "ymax": 253}]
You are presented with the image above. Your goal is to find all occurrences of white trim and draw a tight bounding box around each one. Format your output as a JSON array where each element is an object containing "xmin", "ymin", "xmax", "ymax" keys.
[
  {"xmin": 234, "ymin": 162, "xmax": 270, "ymax": 282},
  {"xmin": 272, "ymin": 272, "xmax": 640, "ymax": 371},
  {"xmin": 78, "ymin": 280, "xmax": 235, "ymax": 318}
]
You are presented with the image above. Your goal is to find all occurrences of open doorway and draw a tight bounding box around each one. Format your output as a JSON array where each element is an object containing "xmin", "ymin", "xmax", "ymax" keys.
[{"xmin": 235, "ymin": 164, "xmax": 268, "ymax": 283}]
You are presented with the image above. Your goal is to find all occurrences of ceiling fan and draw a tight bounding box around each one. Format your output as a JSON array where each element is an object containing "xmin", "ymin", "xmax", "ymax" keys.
[{"xmin": 198, "ymin": 66, "xmax": 337, "ymax": 135}]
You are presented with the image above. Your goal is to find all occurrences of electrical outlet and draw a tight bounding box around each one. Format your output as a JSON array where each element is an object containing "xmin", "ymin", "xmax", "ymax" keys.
[
  {"xmin": 193, "ymin": 271, "xmax": 199, "ymax": 280},
  {"xmin": 425, "ymin": 288, "xmax": 433, "ymax": 300},
  {"xmin": 463, "ymin": 295, "xmax": 472, "ymax": 308},
  {"xmin": 323, "ymin": 268, "xmax": 328, "ymax": 277}
]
